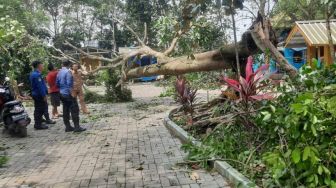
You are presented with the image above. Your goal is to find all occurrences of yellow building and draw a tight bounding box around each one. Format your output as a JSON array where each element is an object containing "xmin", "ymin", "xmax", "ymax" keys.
[{"xmin": 285, "ymin": 19, "xmax": 336, "ymax": 65}]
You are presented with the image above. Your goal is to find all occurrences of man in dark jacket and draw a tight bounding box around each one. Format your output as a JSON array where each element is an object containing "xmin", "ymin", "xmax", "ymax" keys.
[
  {"xmin": 30, "ymin": 61, "xmax": 55, "ymax": 130},
  {"xmin": 56, "ymin": 60, "xmax": 86, "ymax": 133}
]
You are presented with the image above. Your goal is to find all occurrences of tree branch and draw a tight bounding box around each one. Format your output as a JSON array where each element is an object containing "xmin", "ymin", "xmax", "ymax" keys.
[
  {"xmin": 50, "ymin": 46, "xmax": 79, "ymax": 64},
  {"xmin": 112, "ymin": 17, "xmax": 145, "ymax": 46},
  {"xmin": 87, "ymin": 62, "xmax": 124, "ymax": 74},
  {"xmin": 143, "ymin": 22, "xmax": 148, "ymax": 45},
  {"xmin": 163, "ymin": 21, "xmax": 193, "ymax": 56},
  {"xmin": 64, "ymin": 41, "xmax": 123, "ymax": 64},
  {"xmin": 250, "ymin": 21, "xmax": 298, "ymax": 78},
  {"xmin": 163, "ymin": 31, "xmax": 183, "ymax": 56}
]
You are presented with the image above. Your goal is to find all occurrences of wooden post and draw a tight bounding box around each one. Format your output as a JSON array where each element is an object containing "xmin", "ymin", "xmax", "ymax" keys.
[
  {"xmin": 307, "ymin": 46, "xmax": 311, "ymax": 66},
  {"xmin": 325, "ymin": 45, "xmax": 331, "ymax": 65}
]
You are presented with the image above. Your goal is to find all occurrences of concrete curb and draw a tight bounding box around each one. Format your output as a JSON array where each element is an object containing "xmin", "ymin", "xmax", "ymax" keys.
[{"xmin": 164, "ymin": 109, "xmax": 258, "ymax": 188}]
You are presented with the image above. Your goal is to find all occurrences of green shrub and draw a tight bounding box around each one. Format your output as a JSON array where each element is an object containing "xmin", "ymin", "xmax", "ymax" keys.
[
  {"xmin": 159, "ymin": 86, "xmax": 176, "ymax": 98},
  {"xmin": 105, "ymin": 69, "xmax": 132, "ymax": 102},
  {"xmin": 84, "ymin": 69, "xmax": 133, "ymax": 103},
  {"xmin": 0, "ymin": 156, "xmax": 8, "ymax": 167},
  {"xmin": 84, "ymin": 90, "xmax": 105, "ymax": 103},
  {"xmin": 182, "ymin": 64, "xmax": 336, "ymax": 187}
]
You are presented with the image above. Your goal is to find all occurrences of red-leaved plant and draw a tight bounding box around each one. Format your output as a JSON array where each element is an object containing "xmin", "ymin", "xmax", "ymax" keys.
[
  {"xmin": 222, "ymin": 56, "xmax": 274, "ymax": 108},
  {"xmin": 175, "ymin": 76, "xmax": 197, "ymax": 125}
]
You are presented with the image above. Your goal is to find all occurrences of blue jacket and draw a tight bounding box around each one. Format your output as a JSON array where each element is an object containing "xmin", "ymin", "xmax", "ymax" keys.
[
  {"xmin": 30, "ymin": 70, "xmax": 48, "ymax": 97},
  {"xmin": 56, "ymin": 67, "xmax": 73, "ymax": 96}
]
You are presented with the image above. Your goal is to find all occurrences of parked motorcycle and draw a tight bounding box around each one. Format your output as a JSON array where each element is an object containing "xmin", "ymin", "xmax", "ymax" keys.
[{"xmin": 0, "ymin": 77, "xmax": 31, "ymax": 137}]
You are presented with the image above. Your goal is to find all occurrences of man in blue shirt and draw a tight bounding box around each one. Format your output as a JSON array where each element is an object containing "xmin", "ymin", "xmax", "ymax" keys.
[
  {"xmin": 30, "ymin": 61, "xmax": 55, "ymax": 130},
  {"xmin": 56, "ymin": 60, "xmax": 86, "ymax": 132}
]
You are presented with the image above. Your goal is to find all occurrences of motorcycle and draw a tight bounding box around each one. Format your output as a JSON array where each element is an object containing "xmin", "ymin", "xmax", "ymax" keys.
[{"xmin": 0, "ymin": 77, "xmax": 31, "ymax": 137}]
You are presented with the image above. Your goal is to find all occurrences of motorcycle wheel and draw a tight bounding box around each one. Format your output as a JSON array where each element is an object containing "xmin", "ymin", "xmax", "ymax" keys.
[
  {"xmin": 18, "ymin": 127, "xmax": 27, "ymax": 137},
  {"xmin": 4, "ymin": 117, "xmax": 11, "ymax": 129}
]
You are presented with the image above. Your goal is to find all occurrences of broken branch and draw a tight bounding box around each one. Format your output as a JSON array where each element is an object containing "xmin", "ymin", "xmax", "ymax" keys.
[{"xmin": 64, "ymin": 41, "xmax": 123, "ymax": 64}]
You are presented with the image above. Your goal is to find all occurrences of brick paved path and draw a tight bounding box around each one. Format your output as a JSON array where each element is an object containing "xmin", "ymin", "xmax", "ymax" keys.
[{"xmin": 0, "ymin": 84, "xmax": 230, "ymax": 188}]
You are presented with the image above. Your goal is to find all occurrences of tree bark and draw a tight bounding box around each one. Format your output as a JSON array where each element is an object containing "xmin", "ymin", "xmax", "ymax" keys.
[
  {"xmin": 231, "ymin": 12, "xmax": 241, "ymax": 77},
  {"xmin": 250, "ymin": 20, "xmax": 298, "ymax": 78},
  {"xmin": 326, "ymin": 8, "xmax": 335, "ymax": 64},
  {"xmin": 127, "ymin": 45, "xmax": 250, "ymax": 78}
]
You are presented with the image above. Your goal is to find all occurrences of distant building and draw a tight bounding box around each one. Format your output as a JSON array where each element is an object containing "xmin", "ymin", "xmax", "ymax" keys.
[{"xmin": 285, "ymin": 19, "xmax": 336, "ymax": 66}]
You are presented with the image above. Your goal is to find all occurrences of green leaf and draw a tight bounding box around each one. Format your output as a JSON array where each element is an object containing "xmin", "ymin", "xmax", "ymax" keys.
[
  {"xmin": 291, "ymin": 148, "xmax": 301, "ymax": 164},
  {"xmin": 311, "ymin": 125, "xmax": 317, "ymax": 136},
  {"xmin": 326, "ymin": 96, "xmax": 336, "ymax": 117},
  {"xmin": 331, "ymin": 180, "xmax": 336, "ymax": 188},
  {"xmin": 263, "ymin": 113, "xmax": 271, "ymax": 121},
  {"xmin": 323, "ymin": 166, "xmax": 331, "ymax": 175},
  {"xmin": 314, "ymin": 174, "xmax": 319, "ymax": 185},
  {"xmin": 312, "ymin": 116, "xmax": 318, "ymax": 124},
  {"xmin": 304, "ymin": 122, "xmax": 308, "ymax": 130},
  {"xmin": 318, "ymin": 165, "xmax": 323, "ymax": 175},
  {"xmin": 303, "ymin": 146, "xmax": 310, "ymax": 161},
  {"xmin": 307, "ymin": 175, "xmax": 314, "ymax": 182},
  {"xmin": 291, "ymin": 103, "xmax": 304, "ymax": 113}
]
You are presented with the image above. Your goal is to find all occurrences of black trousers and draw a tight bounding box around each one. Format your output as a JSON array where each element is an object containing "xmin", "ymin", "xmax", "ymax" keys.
[
  {"xmin": 60, "ymin": 94, "xmax": 80, "ymax": 129},
  {"xmin": 33, "ymin": 96, "xmax": 50, "ymax": 126}
]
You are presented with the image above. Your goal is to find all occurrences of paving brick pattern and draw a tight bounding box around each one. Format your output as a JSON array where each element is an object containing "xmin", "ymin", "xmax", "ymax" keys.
[{"xmin": 0, "ymin": 84, "xmax": 230, "ymax": 188}]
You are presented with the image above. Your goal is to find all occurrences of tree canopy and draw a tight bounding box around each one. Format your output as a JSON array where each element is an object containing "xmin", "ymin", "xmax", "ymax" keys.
[{"xmin": 0, "ymin": 0, "xmax": 334, "ymax": 83}]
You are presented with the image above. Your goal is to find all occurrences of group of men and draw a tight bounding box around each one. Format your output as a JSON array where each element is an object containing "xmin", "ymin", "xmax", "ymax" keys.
[{"xmin": 29, "ymin": 60, "xmax": 88, "ymax": 133}]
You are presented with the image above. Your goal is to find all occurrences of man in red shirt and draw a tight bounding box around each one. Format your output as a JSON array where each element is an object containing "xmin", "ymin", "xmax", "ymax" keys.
[{"xmin": 46, "ymin": 63, "xmax": 61, "ymax": 119}]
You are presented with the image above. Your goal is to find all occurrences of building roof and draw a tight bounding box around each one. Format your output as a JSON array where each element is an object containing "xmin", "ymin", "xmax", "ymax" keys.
[{"xmin": 285, "ymin": 19, "xmax": 336, "ymax": 48}]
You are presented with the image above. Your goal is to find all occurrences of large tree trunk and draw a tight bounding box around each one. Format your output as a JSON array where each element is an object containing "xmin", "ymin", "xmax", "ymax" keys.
[
  {"xmin": 127, "ymin": 44, "xmax": 252, "ymax": 79},
  {"xmin": 127, "ymin": 50, "xmax": 231, "ymax": 78}
]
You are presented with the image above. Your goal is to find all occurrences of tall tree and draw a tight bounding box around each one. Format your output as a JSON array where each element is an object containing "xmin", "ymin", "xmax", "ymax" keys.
[
  {"xmin": 40, "ymin": 0, "xmax": 67, "ymax": 36},
  {"xmin": 322, "ymin": 0, "xmax": 336, "ymax": 63},
  {"xmin": 0, "ymin": 0, "xmax": 49, "ymax": 39},
  {"xmin": 272, "ymin": 0, "xmax": 325, "ymax": 27},
  {"xmin": 220, "ymin": 0, "xmax": 245, "ymax": 76}
]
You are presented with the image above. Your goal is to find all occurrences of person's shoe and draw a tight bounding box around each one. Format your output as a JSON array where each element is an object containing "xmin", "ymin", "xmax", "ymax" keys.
[
  {"xmin": 65, "ymin": 126, "xmax": 75, "ymax": 132},
  {"xmin": 73, "ymin": 127, "xmax": 86, "ymax": 133},
  {"xmin": 45, "ymin": 119, "xmax": 56, "ymax": 124},
  {"xmin": 34, "ymin": 124, "xmax": 49, "ymax": 130}
]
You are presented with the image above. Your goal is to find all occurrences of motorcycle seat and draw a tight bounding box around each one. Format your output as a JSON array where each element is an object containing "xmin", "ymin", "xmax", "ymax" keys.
[{"xmin": 4, "ymin": 100, "xmax": 21, "ymax": 107}]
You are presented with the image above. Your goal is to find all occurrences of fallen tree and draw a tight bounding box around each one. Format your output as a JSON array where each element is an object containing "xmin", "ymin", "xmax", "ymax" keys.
[{"xmin": 57, "ymin": 12, "xmax": 298, "ymax": 83}]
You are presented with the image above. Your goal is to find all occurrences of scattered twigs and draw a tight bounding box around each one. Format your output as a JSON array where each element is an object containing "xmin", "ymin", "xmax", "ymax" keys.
[
  {"xmin": 176, "ymin": 158, "xmax": 249, "ymax": 168},
  {"xmin": 188, "ymin": 107, "xmax": 263, "ymax": 130},
  {"xmin": 244, "ymin": 138, "xmax": 269, "ymax": 166}
]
